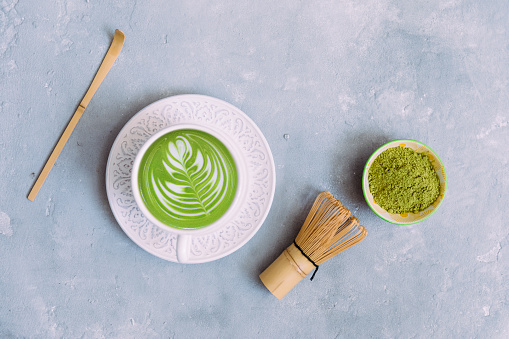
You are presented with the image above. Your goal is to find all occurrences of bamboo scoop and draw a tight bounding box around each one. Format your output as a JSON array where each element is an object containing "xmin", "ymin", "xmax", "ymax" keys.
[
  {"xmin": 259, "ymin": 191, "xmax": 367, "ymax": 299},
  {"xmin": 28, "ymin": 29, "xmax": 125, "ymax": 201}
]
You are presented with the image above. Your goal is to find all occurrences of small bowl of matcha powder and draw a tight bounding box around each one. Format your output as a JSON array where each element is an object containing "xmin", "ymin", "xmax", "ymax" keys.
[{"xmin": 362, "ymin": 139, "xmax": 446, "ymax": 225}]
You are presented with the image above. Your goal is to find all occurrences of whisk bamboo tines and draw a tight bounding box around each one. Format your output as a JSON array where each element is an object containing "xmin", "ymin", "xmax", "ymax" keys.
[{"xmin": 259, "ymin": 191, "xmax": 367, "ymax": 299}]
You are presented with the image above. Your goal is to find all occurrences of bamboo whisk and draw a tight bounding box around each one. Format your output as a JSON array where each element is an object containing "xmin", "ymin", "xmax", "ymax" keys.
[{"xmin": 259, "ymin": 191, "xmax": 367, "ymax": 299}]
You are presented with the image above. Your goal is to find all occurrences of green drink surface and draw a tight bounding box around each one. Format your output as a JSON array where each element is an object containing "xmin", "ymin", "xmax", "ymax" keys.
[{"xmin": 138, "ymin": 129, "xmax": 238, "ymax": 230}]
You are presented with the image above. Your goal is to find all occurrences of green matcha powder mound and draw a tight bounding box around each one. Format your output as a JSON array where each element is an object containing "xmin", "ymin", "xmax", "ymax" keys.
[{"xmin": 368, "ymin": 147, "xmax": 440, "ymax": 214}]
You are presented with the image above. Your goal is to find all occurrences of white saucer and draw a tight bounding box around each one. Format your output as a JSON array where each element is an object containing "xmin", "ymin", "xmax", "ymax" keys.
[{"xmin": 105, "ymin": 94, "xmax": 276, "ymax": 263}]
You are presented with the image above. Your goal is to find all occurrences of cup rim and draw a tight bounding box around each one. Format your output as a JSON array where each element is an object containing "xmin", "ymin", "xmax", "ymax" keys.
[
  {"xmin": 131, "ymin": 123, "xmax": 246, "ymax": 235},
  {"xmin": 362, "ymin": 139, "xmax": 447, "ymax": 225}
]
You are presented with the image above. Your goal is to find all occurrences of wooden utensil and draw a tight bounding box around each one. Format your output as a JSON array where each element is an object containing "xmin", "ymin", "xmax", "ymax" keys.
[
  {"xmin": 259, "ymin": 191, "xmax": 367, "ymax": 299},
  {"xmin": 28, "ymin": 29, "xmax": 125, "ymax": 201}
]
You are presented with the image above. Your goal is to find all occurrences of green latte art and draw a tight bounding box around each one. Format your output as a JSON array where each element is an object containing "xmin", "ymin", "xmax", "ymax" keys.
[{"xmin": 138, "ymin": 129, "xmax": 238, "ymax": 230}]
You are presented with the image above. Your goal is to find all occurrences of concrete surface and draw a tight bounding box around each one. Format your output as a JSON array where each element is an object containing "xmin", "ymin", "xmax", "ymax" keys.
[{"xmin": 1, "ymin": 0, "xmax": 508, "ymax": 338}]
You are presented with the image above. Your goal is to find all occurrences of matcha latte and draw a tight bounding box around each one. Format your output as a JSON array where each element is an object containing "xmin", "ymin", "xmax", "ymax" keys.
[{"xmin": 137, "ymin": 129, "xmax": 238, "ymax": 230}]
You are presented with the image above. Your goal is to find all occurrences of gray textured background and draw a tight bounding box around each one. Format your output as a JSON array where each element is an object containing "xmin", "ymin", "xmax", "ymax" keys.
[{"xmin": 1, "ymin": 0, "xmax": 508, "ymax": 338}]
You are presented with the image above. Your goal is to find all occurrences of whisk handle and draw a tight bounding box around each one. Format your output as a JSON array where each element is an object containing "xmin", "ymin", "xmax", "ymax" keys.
[{"xmin": 259, "ymin": 243, "xmax": 316, "ymax": 299}]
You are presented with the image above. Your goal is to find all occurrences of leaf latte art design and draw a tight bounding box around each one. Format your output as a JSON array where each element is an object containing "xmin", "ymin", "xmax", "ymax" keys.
[{"xmin": 138, "ymin": 129, "xmax": 238, "ymax": 230}]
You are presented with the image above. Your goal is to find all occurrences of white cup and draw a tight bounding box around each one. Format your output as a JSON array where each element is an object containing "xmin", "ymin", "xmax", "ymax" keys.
[{"xmin": 131, "ymin": 123, "xmax": 247, "ymax": 263}]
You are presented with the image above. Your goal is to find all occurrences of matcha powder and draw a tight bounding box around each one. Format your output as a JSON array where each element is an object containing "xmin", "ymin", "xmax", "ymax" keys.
[{"xmin": 368, "ymin": 147, "xmax": 440, "ymax": 214}]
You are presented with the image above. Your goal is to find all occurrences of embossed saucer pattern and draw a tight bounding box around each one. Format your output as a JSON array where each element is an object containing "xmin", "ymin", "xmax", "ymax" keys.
[{"xmin": 105, "ymin": 94, "xmax": 276, "ymax": 263}]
